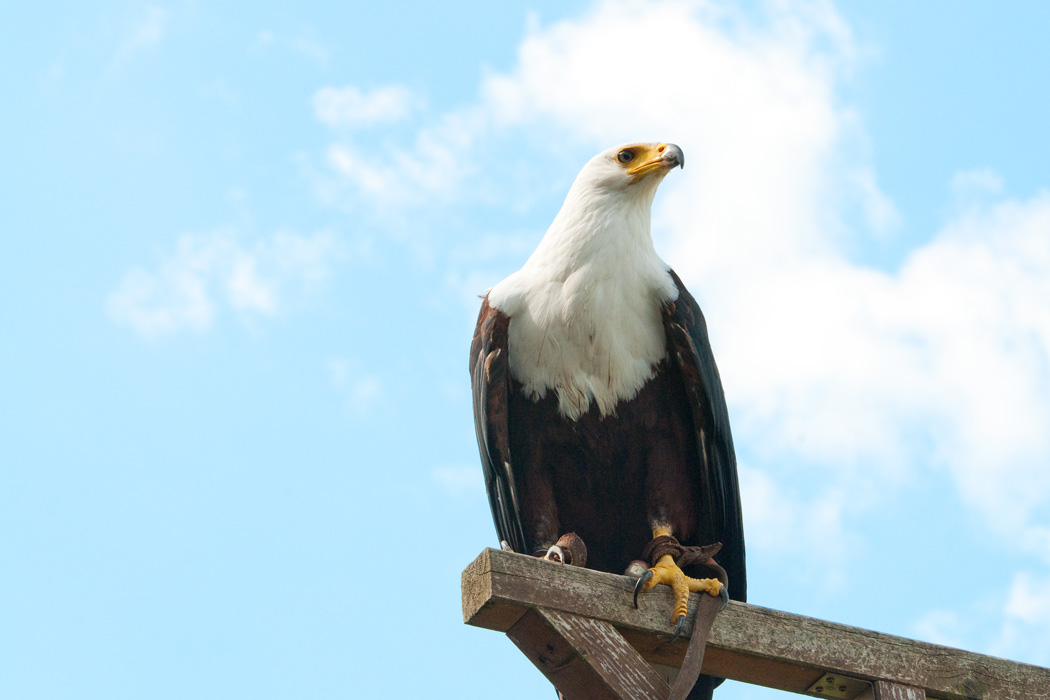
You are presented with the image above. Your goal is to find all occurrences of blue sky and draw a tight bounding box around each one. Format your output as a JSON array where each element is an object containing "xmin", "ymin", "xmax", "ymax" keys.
[{"xmin": 4, "ymin": 2, "xmax": 1050, "ymax": 698}]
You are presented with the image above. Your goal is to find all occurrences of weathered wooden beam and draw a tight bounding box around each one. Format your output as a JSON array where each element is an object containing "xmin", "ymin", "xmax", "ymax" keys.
[
  {"xmin": 462, "ymin": 548, "xmax": 1050, "ymax": 700},
  {"xmin": 507, "ymin": 606, "xmax": 670, "ymax": 700},
  {"xmin": 872, "ymin": 681, "xmax": 927, "ymax": 700}
]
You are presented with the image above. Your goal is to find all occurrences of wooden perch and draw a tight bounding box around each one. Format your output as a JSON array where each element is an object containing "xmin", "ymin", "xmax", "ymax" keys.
[{"xmin": 462, "ymin": 548, "xmax": 1050, "ymax": 700}]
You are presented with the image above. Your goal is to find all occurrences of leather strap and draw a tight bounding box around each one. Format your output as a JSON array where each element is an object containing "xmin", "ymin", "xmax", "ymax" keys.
[{"xmin": 669, "ymin": 559, "xmax": 729, "ymax": 700}]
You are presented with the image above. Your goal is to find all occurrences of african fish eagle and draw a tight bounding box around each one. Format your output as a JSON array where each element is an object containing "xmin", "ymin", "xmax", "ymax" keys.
[{"xmin": 470, "ymin": 143, "xmax": 746, "ymax": 699}]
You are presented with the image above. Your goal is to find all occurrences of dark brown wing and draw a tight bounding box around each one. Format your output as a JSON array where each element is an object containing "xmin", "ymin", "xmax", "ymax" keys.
[
  {"xmin": 662, "ymin": 269, "xmax": 747, "ymax": 602},
  {"xmin": 469, "ymin": 296, "xmax": 527, "ymax": 554}
]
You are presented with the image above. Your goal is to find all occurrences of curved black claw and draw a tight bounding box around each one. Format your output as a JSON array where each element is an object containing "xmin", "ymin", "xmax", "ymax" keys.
[
  {"xmin": 632, "ymin": 570, "xmax": 653, "ymax": 609},
  {"xmin": 718, "ymin": 585, "xmax": 730, "ymax": 611},
  {"xmin": 668, "ymin": 615, "xmax": 687, "ymax": 643}
]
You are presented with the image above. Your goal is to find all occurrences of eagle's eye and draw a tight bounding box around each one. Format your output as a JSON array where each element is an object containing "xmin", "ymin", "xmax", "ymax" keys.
[{"xmin": 617, "ymin": 149, "xmax": 635, "ymax": 164}]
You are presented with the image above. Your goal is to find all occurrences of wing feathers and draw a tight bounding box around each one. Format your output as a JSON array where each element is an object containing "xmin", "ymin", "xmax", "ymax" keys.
[
  {"xmin": 470, "ymin": 297, "xmax": 527, "ymax": 554},
  {"xmin": 663, "ymin": 269, "xmax": 747, "ymax": 602}
]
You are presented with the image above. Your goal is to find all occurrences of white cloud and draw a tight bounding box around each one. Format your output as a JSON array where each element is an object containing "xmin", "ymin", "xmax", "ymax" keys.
[
  {"xmin": 912, "ymin": 609, "xmax": 967, "ymax": 649},
  {"xmin": 738, "ymin": 464, "xmax": 854, "ymax": 590},
  {"xmin": 709, "ymin": 192, "xmax": 1050, "ymax": 525},
  {"xmin": 314, "ymin": 0, "xmax": 1050, "ymax": 558},
  {"xmin": 740, "ymin": 465, "xmax": 848, "ymax": 552},
  {"xmin": 995, "ymin": 572, "xmax": 1050, "ymax": 664},
  {"xmin": 315, "ymin": 107, "xmax": 483, "ymax": 210},
  {"xmin": 1005, "ymin": 572, "xmax": 1050, "ymax": 624},
  {"xmin": 108, "ymin": 229, "xmax": 341, "ymax": 337},
  {"xmin": 850, "ymin": 167, "xmax": 900, "ymax": 236},
  {"xmin": 453, "ymin": 0, "xmax": 1050, "ymax": 547},
  {"xmin": 313, "ymin": 85, "xmax": 419, "ymax": 128}
]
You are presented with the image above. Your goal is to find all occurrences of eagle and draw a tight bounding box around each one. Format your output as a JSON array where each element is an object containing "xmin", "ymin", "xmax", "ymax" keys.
[{"xmin": 470, "ymin": 143, "xmax": 746, "ymax": 699}]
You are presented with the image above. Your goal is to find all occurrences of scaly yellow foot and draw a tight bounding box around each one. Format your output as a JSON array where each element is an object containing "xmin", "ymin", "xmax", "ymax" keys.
[
  {"xmin": 642, "ymin": 555, "xmax": 723, "ymax": 619},
  {"xmin": 632, "ymin": 528, "xmax": 726, "ymax": 640}
]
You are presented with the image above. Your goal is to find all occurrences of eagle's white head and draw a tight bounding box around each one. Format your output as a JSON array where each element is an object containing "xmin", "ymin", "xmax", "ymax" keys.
[
  {"xmin": 548, "ymin": 142, "xmax": 684, "ymax": 244},
  {"xmin": 488, "ymin": 142, "xmax": 685, "ymax": 419},
  {"xmin": 570, "ymin": 141, "xmax": 685, "ymax": 192}
]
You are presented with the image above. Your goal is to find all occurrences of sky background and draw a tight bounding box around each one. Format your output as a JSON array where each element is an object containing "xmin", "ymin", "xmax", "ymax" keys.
[{"xmin": 4, "ymin": 1, "xmax": 1050, "ymax": 698}]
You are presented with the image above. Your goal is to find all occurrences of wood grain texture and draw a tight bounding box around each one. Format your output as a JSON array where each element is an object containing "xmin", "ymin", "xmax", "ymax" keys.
[
  {"xmin": 873, "ymin": 681, "xmax": 926, "ymax": 700},
  {"xmin": 507, "ymin": 607, "xmax": 670, "ymax": 700},
  {"xmin": 463, "ymin": 549, "xmax": 1050, "ymax": 700}
]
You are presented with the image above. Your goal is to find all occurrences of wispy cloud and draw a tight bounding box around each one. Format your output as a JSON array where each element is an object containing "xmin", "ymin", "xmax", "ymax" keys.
[
  {"xmin": 313, "ymin": 85, "xmax": 420, "ymax": 128},
  {"xmin": 256, "ymin": 28, "xmax": 330, "ymax": 67},
  {"xmin": 313, "ymin": 103, "xmax": 483, "ymax": 211},
  {"xmin": 107, "ymin": 228, "xmax": 342, "ymax": 337},
  {"xmin": 327, "ymin": 358, "xmax": 384, "ymax": 416},
  {"xmin": 703, "ymin": 191, "xmax": 1050, "ymax": 543},
  {"xmin": 738, "ymin": 464, "xmax": 854, "ymax": 591},
  {"xmin": 311, "ymin": 0, "xmax": 1050, "ymax": 608},
  {"xmin": 912, "ymin": 570, "xmax": 1050, "ymax": 665},
  {"xmin": 1005, "ymin": 572, "xmax": 1050, "ymax": 624},
  {"xmin": 950, "ymin": 168, "xmax": 1006, "ymax": 211},
  {"xmin": 113, "ymin": 6, "xmax": 167, "ymax": 66},
  {"xmin": 912, "ymin": 609, "xmax": 968, "ymax": 649},
  {"xmin": 996, "ymin": 571, "xmax": 1050, "ymax": 664},
  {"xmin": 411, "ymin": 0, "xmax": 1050, "ymax": 556}
]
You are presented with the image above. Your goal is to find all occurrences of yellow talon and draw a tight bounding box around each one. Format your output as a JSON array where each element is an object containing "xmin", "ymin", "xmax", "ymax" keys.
[
  {"xmin": 644, "ymin": 554, "xmax": 723, "ymax": 622},
  {"xmin": 642, "ymin": 527, "xmax": 724, "ymax": 624},
  {"xmin": 688, "ymin": 576, "xmax": 723, "ymax": 596}
]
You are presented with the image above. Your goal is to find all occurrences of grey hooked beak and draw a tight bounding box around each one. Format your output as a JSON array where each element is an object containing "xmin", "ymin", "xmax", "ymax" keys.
[{"xmin": 663, "ymin": 143, "xmax": 684, "ymax": 169}]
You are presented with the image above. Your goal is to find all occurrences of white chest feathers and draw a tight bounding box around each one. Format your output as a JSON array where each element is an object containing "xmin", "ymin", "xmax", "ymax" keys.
[{"xmin": 488, "ymin": 260, "xmax": 679, "ymax": 420}]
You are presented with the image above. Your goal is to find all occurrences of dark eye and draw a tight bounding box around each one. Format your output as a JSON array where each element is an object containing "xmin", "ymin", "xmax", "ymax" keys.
[{"xmin": 617, "ymin": 149, "xmax": 635, "ymax": 164}]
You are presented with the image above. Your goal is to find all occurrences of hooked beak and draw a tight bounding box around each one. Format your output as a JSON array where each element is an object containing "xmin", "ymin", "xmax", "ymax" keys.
[{"xmin": 627, "ymin": 142, "xmax": 685, "ymax": 178}]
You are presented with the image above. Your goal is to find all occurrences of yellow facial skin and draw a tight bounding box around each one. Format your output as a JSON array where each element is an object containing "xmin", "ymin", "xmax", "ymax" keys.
[{"xmin": 622, "ymin": 143, "xmax": 678, "ymax": 180}]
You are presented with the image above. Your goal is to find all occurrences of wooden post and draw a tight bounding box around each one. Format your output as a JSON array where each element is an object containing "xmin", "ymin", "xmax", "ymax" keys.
[
  {"xmin": 462, "ymin": 548, "xmax": 1050, "ymax": 700},
  {"xmin": 507, "ymin": 607, "xmax": 669, "ymax": 700},
  {"xmin": 872, "ymin": 681, "xmax": 926, "ymax": 700}
]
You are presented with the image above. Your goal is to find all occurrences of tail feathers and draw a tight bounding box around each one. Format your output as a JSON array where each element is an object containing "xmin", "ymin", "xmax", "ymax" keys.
[{"xmin": 683, "ymin": 674, "xmax": 722, "ymax": 700}]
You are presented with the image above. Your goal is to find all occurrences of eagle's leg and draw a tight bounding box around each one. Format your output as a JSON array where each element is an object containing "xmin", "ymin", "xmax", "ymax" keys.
[
  {"xmin": 633, "ymin": 526, "xmax": 724, "ymax": 639},
  {"xmin": 520, "ymin": 458, "xmax": 588, "ymax": 566},
  {"xmin": 537, "ymin": 532, "xmax": 588, "ymax": 567}
]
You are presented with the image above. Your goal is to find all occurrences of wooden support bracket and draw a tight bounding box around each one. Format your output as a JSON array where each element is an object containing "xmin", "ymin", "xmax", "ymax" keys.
[
  {"xmin": 508, "ymin": 606, "xmax": 669, "ymax": 700},
  {"xmin": 462, "ymin": 548, "xmax": 1050, "ymax": 700}
]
